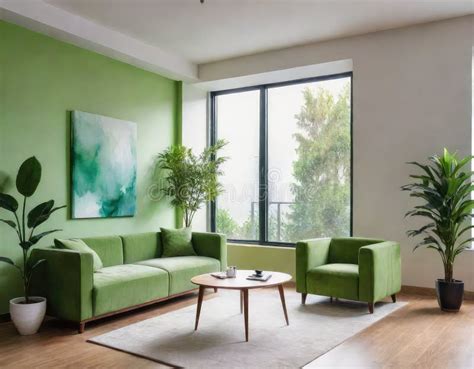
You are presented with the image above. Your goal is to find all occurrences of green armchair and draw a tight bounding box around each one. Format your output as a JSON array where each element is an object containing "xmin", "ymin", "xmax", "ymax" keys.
[{"xmin": 296, "ymin": 237, "xmax": 401, "ymax": 313}]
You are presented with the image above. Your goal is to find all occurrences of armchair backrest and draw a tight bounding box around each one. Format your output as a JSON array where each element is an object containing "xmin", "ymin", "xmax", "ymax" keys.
[{"xmin": 329, "ymin": 237, "xmax": 383, "ymax": 264}]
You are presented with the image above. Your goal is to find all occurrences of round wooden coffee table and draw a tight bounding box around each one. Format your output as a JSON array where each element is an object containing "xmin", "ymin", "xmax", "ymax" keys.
[{"xmin": 191, "ymin": 270, "xmax": 292, "ymax": 341}]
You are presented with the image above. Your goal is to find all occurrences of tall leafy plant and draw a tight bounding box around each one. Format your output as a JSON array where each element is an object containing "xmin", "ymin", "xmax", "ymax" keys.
[
  {"xmin": 0, "ymin": 157, "xmax": 65, "ymax": 303},
  {"xmin": 157, "ymin": 140, "xmax": 227, "ymax": 227},
  {"xmin": 402, "ymin": 149, "xmax": 473, "ymax": 282}
]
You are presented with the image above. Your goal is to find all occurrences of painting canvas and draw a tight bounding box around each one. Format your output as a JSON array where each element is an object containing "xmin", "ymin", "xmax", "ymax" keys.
[{"xmin": 71, "ymin": 111, "xmax": 137, "ymax": 218}]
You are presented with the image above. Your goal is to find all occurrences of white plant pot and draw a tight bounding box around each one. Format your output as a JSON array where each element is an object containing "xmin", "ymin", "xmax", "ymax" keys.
[{"xmin": 9, "ymin": 296, "xmax": 47, "ymax": 335}]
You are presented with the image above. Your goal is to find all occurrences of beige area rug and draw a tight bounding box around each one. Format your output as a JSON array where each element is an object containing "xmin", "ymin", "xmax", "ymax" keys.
[{"xmin": 89, "ymin": 289, "xmax": 406, "ymax": 369}]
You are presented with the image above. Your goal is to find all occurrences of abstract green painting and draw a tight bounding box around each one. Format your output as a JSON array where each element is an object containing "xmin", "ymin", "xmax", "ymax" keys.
[{"xmin": 71, "ymin": 111, "xmax": 137, "ymax": 218}]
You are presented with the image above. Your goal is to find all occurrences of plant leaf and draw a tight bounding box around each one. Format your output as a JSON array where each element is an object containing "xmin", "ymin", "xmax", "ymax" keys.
[
  {"xmin": 406, "ymin": 223, "xmax": 435, "ymax": 238},
  {"xmin": 0, "ymin": 193, "xmax": 19, "ymax": 212},
  {"xmin": 19, "ymin": 241, "xmax": 32, "ymax": 250},
  {"xmin": 16, "ymin": 157, "xmax": 42, "ymax": 197},
  {"xmin": 29, "ymin": 229, "xmax": 62, "ymax": 245},
  {"xmin": 0, "ymin": 219, "xmax": 17, "ymax": 229},
  {"xmin": 0, "ymin": 256, "xmax": 15, "ymax": 266},
  {"xmin": 27, "ymin": 200, "xmax": 54, "ymax": 228},
  {"xmin": 28, "ymin": 258, "xmax": 46, "ymax": 272}
]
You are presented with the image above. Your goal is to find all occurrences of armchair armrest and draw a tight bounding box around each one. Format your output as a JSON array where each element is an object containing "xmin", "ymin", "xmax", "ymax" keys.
[
  {"xmin": 30, "ymin": 247, "xmax": 94, "ymax": 322},
  {"xmin": 192, "ymin": 232, "xmax": 227, "ymax": 271},
  {"xmin": 295, "ymin": 238, "xmax": 331, "ymax": 293},
  {"xmin": 358, "ymin": 241, "xmax": 401, "ymax": 303}
]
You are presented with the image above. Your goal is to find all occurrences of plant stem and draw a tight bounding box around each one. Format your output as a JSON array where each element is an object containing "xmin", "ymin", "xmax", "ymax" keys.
[
  {"xmin": 445, "ymin": 261, "xmax": 453, "ymax": 283},
  {"xmin": 13, "ymin": 211, "xmax": 23, "ymax": 242},
  {"xmin": 22, "ymin": 196, "xmax": 27, "ymax": 243},
  {"xmin": 23, "ymin": 249, "xmax": 29, "ymax": 303},
  {"xmin": 22, "ymin": 196, "xmax": 29, "ymax": 303}
]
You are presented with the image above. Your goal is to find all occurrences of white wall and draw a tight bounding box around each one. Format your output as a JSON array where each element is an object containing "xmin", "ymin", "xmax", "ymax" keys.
[
  {"xmin": 182, "ymin": 84, "xmax": 208, "ymax": 232},
  {"xmin": 185, "ymin": 16, "xmax": 474, "ymax": 291}
]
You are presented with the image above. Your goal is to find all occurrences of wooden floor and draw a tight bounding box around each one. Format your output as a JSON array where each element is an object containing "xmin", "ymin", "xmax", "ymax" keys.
[{"xmin": 0, "ymin": 287, "xmax": 472, "ymax": 369}]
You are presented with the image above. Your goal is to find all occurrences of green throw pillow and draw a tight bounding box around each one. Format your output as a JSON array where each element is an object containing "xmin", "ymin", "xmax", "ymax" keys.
[
  {"xmin": 160, "ymin": 227, "xmax": 196, "ymax": 257},
  {"xmin": 54, "ymin": 238, "xmax": 103, "ymax": 271}
]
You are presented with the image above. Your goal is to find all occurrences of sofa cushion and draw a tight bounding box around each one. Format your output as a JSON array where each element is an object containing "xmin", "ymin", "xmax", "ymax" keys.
[
  {"xmin": 54, "ymin": 238, "xmax": 103, "ymax": 272},
  {"xmin": 81, "ymin": 236, "xmax": 123, "ymax": 267},
  {"xmin": 122, "ymin": 232, "xmax": 162, "ymax": 264},
  {"xmin": 93, "ymin": 264, "xmax": 168, "ymax": 316},
  {"xmin": 160, "ymin": 227, "xmax": 197, "ymax": 257},
  {"xmin": 136, "ymin": 256, "xmax": 220, "ymax": 295},
  {"xmin": 307, "ymin": 263, "xmax": 359, "ymax": 301}
]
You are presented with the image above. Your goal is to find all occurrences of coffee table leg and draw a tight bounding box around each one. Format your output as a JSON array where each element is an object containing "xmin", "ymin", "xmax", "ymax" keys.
[
  {"xmin": 243, "ymin": 288, "xmax": 249, "ymax": 341},
  {"xmin": 240, "ymin": 290, "xmax": 243, "ymax": 314},
  {"xmin": 278, "ymin": 284, "xmax": 289, "ymax": 325},
  {"xmin": 194, "ymin": 286, "xmax": 205, "ymax": 330}
]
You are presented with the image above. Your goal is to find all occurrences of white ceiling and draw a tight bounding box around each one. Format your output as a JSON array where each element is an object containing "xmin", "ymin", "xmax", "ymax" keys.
[{"xmin": 46, "ymin": 0, "xmax": 473, "ymax": 64}]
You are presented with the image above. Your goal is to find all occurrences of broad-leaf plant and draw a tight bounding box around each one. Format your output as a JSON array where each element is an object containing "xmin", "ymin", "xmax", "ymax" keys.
[
  {"xmin": 0, "ymin": 157, "xmax": 65, "ymax": 303},
  {"xmin": 402, "ymin": 149, "xmax": 473, "ymax": 282}
]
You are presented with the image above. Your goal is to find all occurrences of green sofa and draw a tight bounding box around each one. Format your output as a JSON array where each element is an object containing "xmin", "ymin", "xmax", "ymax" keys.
[
  {"xmin": 296, "ymin": 237, "xmax": 401, "ymax": 313},
  {"xmin": 30, "ymin": 231, "xmax": 226, "ymax": 332}
]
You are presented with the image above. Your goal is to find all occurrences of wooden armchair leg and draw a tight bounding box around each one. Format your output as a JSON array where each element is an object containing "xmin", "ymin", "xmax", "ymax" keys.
[
  {"xmin": 78, "ymin": 322, "xmax": 85, "ymax": 334},
  {"xmin": 301, "ymin": 293, "xmax": 307, "ymax": 305},
  {"xmin": 214, "ymin": 287, "xmax": 218, "ymax": 293},
  {"xmin": 368, "ymin": 303, "xmax": 374, "ymax": 314},
  {"xmin": 391, "ymin": 294, "xmax": 396, "ymax": 303},
  {"xmin": 330, "ymin": 296, "xmax": 333, "ymax": 303}
]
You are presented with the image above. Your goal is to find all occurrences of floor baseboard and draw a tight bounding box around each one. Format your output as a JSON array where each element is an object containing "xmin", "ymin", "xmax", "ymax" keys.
[{"xmin": 401, "ymin": 285, "xmax": 474, "ymax": 300}]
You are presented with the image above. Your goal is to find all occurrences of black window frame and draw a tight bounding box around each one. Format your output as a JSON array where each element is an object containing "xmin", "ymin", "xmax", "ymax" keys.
[{"xmin": 210, "ymin": 72, "xmax": 353, "ymax": 247}]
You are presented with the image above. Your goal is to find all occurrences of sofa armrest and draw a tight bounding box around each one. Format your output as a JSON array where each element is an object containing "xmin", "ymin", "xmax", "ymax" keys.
[
  {"xmin": 358, "ymin": 241, "xmax": 401, "ymax": 303},
  {"xmin": 295, "ymin": 238, "xmax": 331, "ymax": 293},
  {"xmin": 30, "ymin": 247, "xmax": 94, "ymax": 322},
  {"xmin": 192, "ymin": 232, "xmax": 227, "ymax": 271}
]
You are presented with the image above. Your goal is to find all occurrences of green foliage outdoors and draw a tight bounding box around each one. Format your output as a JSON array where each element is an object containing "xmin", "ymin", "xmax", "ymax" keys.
[
  {"xmin": 286, "ymin": 84, "xmax": 351, "ymax": 241},
  {"xmin": 402, "ymin": 149, "xmax": 473, "ymax": 282},
  {"xmin": 217, "ymin": 83, "xmax": 351, "ymax": 242},
  {"xmin": 0, "ymin": 157, "xmax": 66, "ymax": 303},
  {"xmin": 215, "ymin": 209, "xmax": 240, "ymax": 236},
  {"xmin": 216, "ymin": 208, "xmax": 279, "ymax": 240},
  {"xmin": 158, "ymin": 140, "xmax": 228, "ymax": 227}
]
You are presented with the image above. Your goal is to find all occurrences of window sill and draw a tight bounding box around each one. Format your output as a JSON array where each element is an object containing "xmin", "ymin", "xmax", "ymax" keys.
[{"xmin": 227, "ymin": 242, "xmax": 295, "ymax": 250}]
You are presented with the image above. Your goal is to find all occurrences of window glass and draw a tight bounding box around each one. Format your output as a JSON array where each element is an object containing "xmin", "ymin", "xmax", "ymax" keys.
[
  {"xmin": 212, "ymin": 74, "xmax": 352, "ymax": 244},
  {"xmin": 215, "ymin": 90, "xmax": 260, "ymax": 240},
  {"xmin": 267, "ymin": 78, "xmax": 351, "ymax": 242}
]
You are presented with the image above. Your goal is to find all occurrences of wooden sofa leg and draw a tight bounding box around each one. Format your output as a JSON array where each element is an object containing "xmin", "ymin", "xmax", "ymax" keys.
[
  {"xmin": 214, "ymin": 287, "xmax": 218, "ymax": 293},
  {"xmin": 391, "ymin": 294, "xmax": 396, "ymax": 303},
  {"xmin": 301, "ymin": 293, "xmax": 307, "ymax": 305},
  {"xmin": 368, "ymin": 303, "xmax": 374, "ymax": 314},
  {"xmin": 78, "ymin": 322, "xmax": 85, "ymax": 334}
]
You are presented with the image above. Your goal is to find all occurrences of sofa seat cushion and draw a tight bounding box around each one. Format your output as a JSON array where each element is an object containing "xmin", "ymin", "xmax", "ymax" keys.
[
  {"xmin": 93, "ymin": 264, "xmax": 169, "ymax": 316},
  {"xmin": 136, "ymin": 256, "xmax": 220, "ymax": 295},
  {"xmin": 307, "ymin": 263, "xmax": 359, "ymax": 301}
]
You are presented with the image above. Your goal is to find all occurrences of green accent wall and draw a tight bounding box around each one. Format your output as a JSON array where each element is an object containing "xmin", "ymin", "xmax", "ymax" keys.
[
  {"xmin": 228, "ymin": 244, "xmax": 296, "ymax": 279},
  {"xmin": 0, "ymin": 21, "xmax": 180, "ymax": 314}
]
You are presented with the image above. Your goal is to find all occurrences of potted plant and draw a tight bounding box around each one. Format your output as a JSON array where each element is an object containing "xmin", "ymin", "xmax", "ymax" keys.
[
  {"xmin": 157, "ymin": 140, "xmax": 227, "ymax": 227},
  {"xmin": 0, "ymin": 157, "xmax": 65, "ymax": 334},
  {"xmin": 402, "ymin": 149, "xmax": 473, "ymax": 312}
]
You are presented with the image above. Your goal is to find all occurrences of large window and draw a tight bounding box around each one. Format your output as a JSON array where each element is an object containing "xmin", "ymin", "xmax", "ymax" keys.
[{"xmin": 211, "ymin": 73, "xmax": 352, "ymax": 245}]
